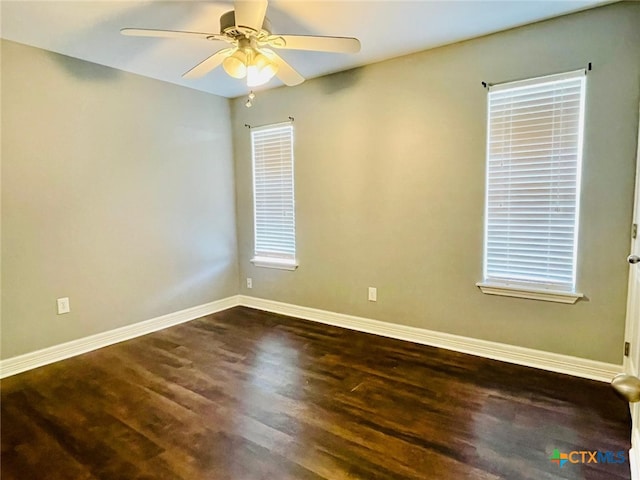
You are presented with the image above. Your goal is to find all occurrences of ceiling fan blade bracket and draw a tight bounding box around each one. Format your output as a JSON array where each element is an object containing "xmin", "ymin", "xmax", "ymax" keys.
[
  {"xmin": 261, "ymin": 35, "xmax": 286, "ymax": 48},
  {"xmin": 206, "ymin": 34, "xmax": 234, "ymax": 44}
]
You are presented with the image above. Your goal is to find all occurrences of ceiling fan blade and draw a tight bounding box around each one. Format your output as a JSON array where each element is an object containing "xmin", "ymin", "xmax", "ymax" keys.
[
  {"xmin": 121, "ymin": 28, "xmax": 231, "ymax": 43},
  {"xmin": 182, "ymin": 48, "xmax": 234, "ymax": 79},
  {"xmin": 263, "ymin": 49, "xmax": 304, "ymax": 86},
  {"xmin": 269, "ymin": 35, "xmax": 361, "ymax": 53},
  {"xmin": 234, "ymin": 0, "xmax": 268, "ymax": 32}
]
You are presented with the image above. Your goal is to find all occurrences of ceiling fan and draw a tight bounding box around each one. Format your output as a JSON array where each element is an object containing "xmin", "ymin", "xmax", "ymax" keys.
[{"xmin": 121, "ymin": 0, "xmax": 361, "ymax": 88}]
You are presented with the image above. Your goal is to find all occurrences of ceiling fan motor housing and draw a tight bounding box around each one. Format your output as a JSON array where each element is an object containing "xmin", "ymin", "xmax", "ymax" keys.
[{"xmin": 220, "ymin": 10, "xmax": 272, "ymax": 38}]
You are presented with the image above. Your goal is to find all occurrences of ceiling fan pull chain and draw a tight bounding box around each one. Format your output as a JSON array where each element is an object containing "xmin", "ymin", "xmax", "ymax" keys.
[{"xmin": 246, "ymin": 91, "xmax": 256, "ymax": 108}]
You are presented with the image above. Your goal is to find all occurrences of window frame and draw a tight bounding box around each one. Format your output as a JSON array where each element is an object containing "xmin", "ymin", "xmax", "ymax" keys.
[
  {"xmin": 250, "ymin": 121, "xmax": 298, "ymax": 271},
  {"xmin": 476, "ymin": 69, "xmax": 587, "ymax": 304}
]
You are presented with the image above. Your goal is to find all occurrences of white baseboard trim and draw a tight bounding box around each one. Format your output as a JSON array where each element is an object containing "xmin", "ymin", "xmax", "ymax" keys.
[
  {"xmin": 0, "ymin": 295, "xmax": 240, "ymax": 379},
  {"xmin": 1, "ymin": 294, "xmax": 622, "ymax": 383},
  {"xmin": 239, "ymin": 295, "xmax": 622, "ymax": 382}
]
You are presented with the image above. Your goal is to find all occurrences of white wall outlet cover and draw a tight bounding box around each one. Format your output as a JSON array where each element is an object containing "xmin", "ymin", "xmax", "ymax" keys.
[
  {"xmin": 368, "ymin": 287, "xmax": 377, "ymax": 302},
  {"xmin": 57, "ymin": 297, "xmax": 70, "ymax": 314},
  {"xmin": 246, "ymin": 278, "xmax": 253, "ymax": 289}
]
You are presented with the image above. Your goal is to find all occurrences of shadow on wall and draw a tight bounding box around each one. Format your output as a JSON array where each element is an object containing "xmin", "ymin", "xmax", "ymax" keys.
[
  {"xmin": 46, "ymin": 52, "xmax": 122, "ymax": 81},
  {"xmin": 318, "ymin": 66, "xmax": 364, "ymax": 94}
]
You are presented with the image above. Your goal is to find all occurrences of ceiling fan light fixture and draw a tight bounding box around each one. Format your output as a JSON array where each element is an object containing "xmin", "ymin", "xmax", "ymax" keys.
[
  {"xmin": 246, "ymin": 51, "xmax": 278, "ymax": 87},
  {"xmin": 222, "ymin": 49, "xmax": 247, "ymax": 79},
  {"xmin": 123, "ymin": 0, "xmax": 360, "ymax": 87}
]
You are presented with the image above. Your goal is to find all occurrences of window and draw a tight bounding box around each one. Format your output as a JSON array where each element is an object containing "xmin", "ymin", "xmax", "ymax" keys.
[
  {"xmin": 477, "ymin": 70, "xmax": 586, "ymax": 303},
  {"xmin": 251, "ymin": 122, "xmax": 297, "ymax": 270}
]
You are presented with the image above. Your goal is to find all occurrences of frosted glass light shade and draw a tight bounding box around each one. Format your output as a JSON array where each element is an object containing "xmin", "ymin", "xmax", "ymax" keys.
[
  {"xmin": 247, "ymin": 52, "xmax": 278, "ymax": 87},
  {"xmin": 223, "ymin": 50, "xmax": 247, "ymax": 79}
]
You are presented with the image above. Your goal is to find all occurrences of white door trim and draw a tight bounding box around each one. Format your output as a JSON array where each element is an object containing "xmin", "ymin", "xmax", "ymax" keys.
[
  {"xmin": 624, "ymin": 102, "xmax": 640, "ymax": 480},
  {"xmin": 623, "ymin": 103, "xmax": 640, "ymax": 375}
]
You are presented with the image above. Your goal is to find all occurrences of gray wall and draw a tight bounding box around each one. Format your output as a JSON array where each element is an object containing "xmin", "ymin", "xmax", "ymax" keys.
[
  {"xmin": 1, "ymin": 40, "xmax": 238, "ymax": 359},
  {"xmin": 232, "ymin": 2, "xmax": 640, "ymax": 364}
]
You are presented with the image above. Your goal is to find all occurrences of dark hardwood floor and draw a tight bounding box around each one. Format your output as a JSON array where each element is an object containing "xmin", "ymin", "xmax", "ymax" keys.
[{"xmin": 1, "ymin": 306, "xmax": 631, "ymax": 479}]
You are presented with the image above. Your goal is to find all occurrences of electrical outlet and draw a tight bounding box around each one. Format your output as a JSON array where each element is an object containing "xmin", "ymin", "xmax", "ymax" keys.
[
  {"xmin": 246, "ymin": 278, "xmax": 253, "ymax": 289},
  {"xmin": 57, "ymin": 297, "xmax": 70, "ymax": 315},
  {"xmin": 368, "ymin": 287, "xmax": 377, "ymax": 302}
]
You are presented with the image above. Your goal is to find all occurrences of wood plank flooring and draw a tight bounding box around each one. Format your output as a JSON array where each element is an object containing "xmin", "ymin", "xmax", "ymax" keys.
[{"xmin": 1, "ymin": 306, "xmax": 631, "ymax": 479}]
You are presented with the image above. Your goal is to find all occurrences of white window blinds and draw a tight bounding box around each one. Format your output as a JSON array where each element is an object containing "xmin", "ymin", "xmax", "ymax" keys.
[
  {"xmin": 483, "ymin": 69, "xmax": 586, "ymax": 291},
  {"xmin": 251, "ymin": 122, "xmax": 296, "ymax": 267}
]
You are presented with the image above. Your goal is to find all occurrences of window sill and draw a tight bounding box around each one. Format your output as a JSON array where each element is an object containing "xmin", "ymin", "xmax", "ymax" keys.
[
  {"xmin": 251, "ymin": 257, "xmax": 298, "ymax": 271},
  {"xmin": 476, "ymin": 282, "xmax": 583, "ymax": 304}
]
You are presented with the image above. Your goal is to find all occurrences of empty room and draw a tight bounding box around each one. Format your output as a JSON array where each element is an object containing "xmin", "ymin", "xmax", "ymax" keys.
[{"xmin": 2, "ymin": 0, "xmax": 640, "ymax": 478}]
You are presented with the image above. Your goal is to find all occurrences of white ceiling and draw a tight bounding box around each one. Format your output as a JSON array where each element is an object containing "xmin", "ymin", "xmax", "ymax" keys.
[{"xmin": 0, "ymin": 0, "xmax": 613, "ymax": 99}]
